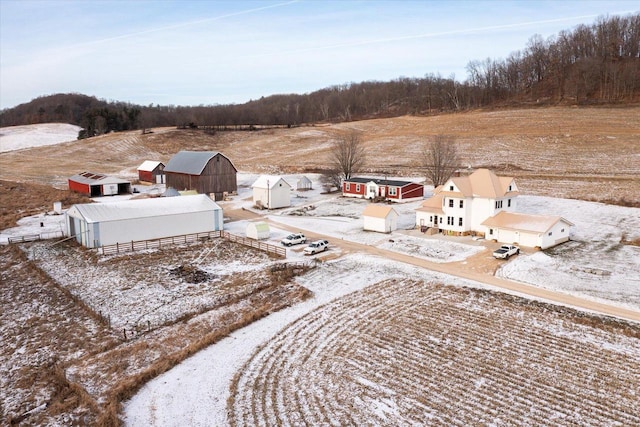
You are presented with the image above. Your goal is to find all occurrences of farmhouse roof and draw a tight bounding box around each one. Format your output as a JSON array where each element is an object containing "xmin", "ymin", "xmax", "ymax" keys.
[
  {"xmin": 69, "ymin": 172, "xmax": 130, "ymax": 186},
  {"xmin": 164, "ymin": 151, "xmax": 236, "ymax": 175},
  {"xmin": 481, "ymin": 211, "xmax": 574, "ymax": 234},
  {"xmin": 68, "ymin": 194, "xmax": 220, "ymax": 223},
  {"xmin": 251, "ymin": 175, "xmax": 292, "ymax": 189},
  {"xmin": 362, "ymin": 204, "xmax": 398, "ymax": 219},
  {"xmin": 345, "ymin": 177, "xmax": 415, "ymax": 187},
  {"xmin": 442, "ymin": 168, "xmax": 517, "ymax": 198},
  {"xmin": 137, "ymin": 160, "xmax": 164, "ymax": 172},
  {"xmin": 415, "ymin": 194, "xmax": 444, "ymax": 214}
]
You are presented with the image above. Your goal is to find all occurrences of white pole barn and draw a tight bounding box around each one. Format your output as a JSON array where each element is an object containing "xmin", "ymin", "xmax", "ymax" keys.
[{"xmin": 65, "ymin": 194, "xmax": 223, "ymax": 248}]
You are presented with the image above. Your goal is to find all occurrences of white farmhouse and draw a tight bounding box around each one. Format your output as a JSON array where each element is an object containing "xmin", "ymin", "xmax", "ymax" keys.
[
  {"xmin": 65, "ymin": 194, "xmax": 223, "ymax": 248},
  {"xmin": 482, "ymin": 212, "xmax": 574, "ymax": 249},
  {"xmin": 363, "ymin": 204, "xmax": 399, "ymax": 233},
  {"xmin": 252, "ymin": 175, "xmax": 292, "ymax": 209},
  {"xmin": 415, "ymin": 168, "xmax": 573, "ymax": 249},
  {"xmin": 415, "ymin": 168, "xmax": 518, "ymax": 235}
]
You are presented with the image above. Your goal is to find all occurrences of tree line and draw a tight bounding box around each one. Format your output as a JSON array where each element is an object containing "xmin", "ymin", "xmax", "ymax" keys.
[{"xmin": 1, "ymin": 13, "xmax": 637, "ymax": 133}]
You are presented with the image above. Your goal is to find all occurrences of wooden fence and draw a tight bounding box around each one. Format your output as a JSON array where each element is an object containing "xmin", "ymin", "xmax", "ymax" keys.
[
  {"xmin": 221, "ymin": 231, "xmax": 286, "ymax": 258},
  {"xmin": 7, "ymin": 231, "xmax": 64, "ymax": 244},
  {"xmin": 99, "ymin": 230, "xmax": 286, "ymax": 258}
]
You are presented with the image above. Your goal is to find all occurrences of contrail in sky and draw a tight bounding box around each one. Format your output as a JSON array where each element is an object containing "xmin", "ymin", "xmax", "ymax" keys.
[{"xmin": 72, "ymin": 0, "xmax": 299, "ymax": 48}]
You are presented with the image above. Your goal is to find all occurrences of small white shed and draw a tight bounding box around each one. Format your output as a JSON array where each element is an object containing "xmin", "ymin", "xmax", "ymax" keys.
[
  {"xmin": 482, "ymin": 211, "xmax": 573, "ymax": 249},
  {"xmin": 252, "ymin": 175, "xmax": 292, "ymax": 209},
  {"xmin": 297, "ymin": 176, "xmax": 313, "ymax": 191},
  {"xmin": 246, "ymin": 221, "xmax": 270, "ymax": 240},
  {"xmin": 362, "ymin": 204, "xmax": 399, "ymax": 233},
  {"xmin": 64, "ymin": 194, "xmax": 223, "ymax": 248}
]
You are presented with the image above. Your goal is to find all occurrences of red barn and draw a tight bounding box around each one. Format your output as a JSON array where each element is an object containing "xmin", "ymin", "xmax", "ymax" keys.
[
  {"xmin": 68, "ymin": 172, "xmax": 131, "ymax": 197},
  {"xmin": 137, "ymin": 160, "xmax": 165, "ymax": 183},
  {"xmin": 342, "ymin": 177, "xmax": 424, "ymax": 202}
]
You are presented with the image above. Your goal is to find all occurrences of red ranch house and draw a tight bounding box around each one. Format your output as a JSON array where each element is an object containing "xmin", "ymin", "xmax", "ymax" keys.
[{"xmin": 342, "ymin": 177, "xmax": 424, "ymax": 202}]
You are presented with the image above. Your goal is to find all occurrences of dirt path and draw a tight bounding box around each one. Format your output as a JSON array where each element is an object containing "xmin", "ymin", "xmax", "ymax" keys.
[{"xmin": 225, "ymin": 208, "xmax": 640, "ymax": 323}]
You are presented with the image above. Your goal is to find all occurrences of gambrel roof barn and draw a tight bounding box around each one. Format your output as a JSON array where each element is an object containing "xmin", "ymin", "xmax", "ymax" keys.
[{"xmin": 164, "ymin": 151, "xmax": 237, "ymax": 201}]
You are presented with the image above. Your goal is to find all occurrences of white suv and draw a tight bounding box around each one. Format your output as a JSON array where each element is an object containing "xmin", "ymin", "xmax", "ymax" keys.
[{"xmin": 280, "ymin": 233, "xmax": 307, "ymax": 246}]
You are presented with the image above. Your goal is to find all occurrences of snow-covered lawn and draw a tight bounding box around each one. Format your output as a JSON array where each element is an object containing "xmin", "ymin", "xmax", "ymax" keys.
[{"xmin": 0, "ymin": 123, "xmax": 81, "ymax": 152}]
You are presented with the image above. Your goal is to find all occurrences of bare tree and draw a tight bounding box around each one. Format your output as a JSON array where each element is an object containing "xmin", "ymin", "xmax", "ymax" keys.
[
  {"xmin": 323, "ymin": 130, "xmax": 366, "ymax": 191},
  {"xmin": 422, "ymin": 135, "xmax": 460, "ymax": 187}
]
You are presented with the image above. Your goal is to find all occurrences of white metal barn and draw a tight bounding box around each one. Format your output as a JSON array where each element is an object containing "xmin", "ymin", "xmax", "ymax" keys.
[
  {"xmin": 482, "ymin": 211, "xmax": 573, "ymax": 249},
  {"xmin": 246, "ymin": 221, "xmax": 270, "ymax": 240},
  {"xmin": 251, "ymin": 175, "xmax": 292, "ymax": 209},
  {"xmin": 362, "ymin": 204, "xmax": 399, "ymax": 233},
  {"xmin": 64, "ymin": 194, "xmax": 223, "ymax": 248}
]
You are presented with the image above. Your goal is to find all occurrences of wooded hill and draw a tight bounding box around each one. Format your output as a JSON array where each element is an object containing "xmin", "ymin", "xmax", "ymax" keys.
[{"xmin": 1, "ymin": 13, "xmax": 638, "ymax": 134}]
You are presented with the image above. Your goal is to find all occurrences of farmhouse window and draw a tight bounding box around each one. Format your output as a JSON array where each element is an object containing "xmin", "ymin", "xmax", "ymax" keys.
[
  {"xmin": 548, "ymin": 232, "xmax": 553, "ymax": 236},
  {"xmin": 561, "ymin": 228, "xmax": 565, "ymax": 232},
  {"xmin": 489, "ymin": 229, "xmax": 494, "ymax": 235},
  {"xmin": 508, "ymin": 199, "xmax": 511, "ymax": 207},
  {"xmin": 346, "ymin": 183, "xmax": 350, "ymax": 191},
  {"xmin": 356, "ymin": 184, "xmax": 361, "ymax": 192},
  {"xmin": 429, "ymin": 216, "xmax": 433, "ymax": 222},
  {"xmin": 449, "ymin": 185, "xmax": 454, "ymax": 191},
  {"xmin": 459, "ymin": 200, "xmax": 464, "ymax": 208},
  {"xmin": 439, "ymin": 217, "xmax": 442, "ymax": 224},
  {"xmin": 389, "ymin": 187, "xmax": 397, "ymax": 196},
  {"xmin": 458, "ymin": 217, "xmax": 463, "ymax": 226},
  {"xmin": 449, "ymin": 199, "xmax": 454, "ymax": 208}
]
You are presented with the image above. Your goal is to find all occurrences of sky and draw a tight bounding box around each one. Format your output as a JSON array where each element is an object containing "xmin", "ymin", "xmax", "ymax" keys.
[{"xmin": 0, "ymin": 0, "xmax": 637, "ymax": 110}]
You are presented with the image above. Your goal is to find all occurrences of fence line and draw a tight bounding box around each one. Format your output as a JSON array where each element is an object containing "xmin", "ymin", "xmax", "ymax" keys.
[
  {"xmin": 7, "ymin": 231, "xmax": 64, "ymax": 244},
  {"xmin": 98, "ymin": 230, "xmax": 286, "ymax": 258}
]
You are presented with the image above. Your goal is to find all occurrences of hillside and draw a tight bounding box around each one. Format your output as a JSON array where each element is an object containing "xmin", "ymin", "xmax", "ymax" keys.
[{"xmin": 0, "ymin": 106, "xmax": 638, "ymax": 206}]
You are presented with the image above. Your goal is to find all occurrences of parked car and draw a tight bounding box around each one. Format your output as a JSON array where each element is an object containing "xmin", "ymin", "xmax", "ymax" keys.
[
  {"xmin": 281, "ymin": 233, "xmax": 307, "ymax": 246},
  {"xmin": 303, "ymin": 240, "xmax": 329, "ymax": 255},
  {"xmin": 493, "ymin": 244, "xmax": 520, "ymax": 259}
]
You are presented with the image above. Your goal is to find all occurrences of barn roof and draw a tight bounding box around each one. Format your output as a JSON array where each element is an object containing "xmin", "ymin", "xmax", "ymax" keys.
[
  {"xmin": 164, "ymin": 151, "xmax": 236, "ymax": 175},
  {"xmin": 362, "ymin": 204, "xmax": 398, "ymax": 219},
  {"xmin": 442, "ymin": 169, "xmax": 517, "ymax": 198},
  {"xmin": 251, "ymin": 175, "xmax": 291, "ymax": 189},
  {"xmin": 137, "ymin": 160, "xmax": 164, "ymax": 171},
  {"xmin": 69, "ymin": 172, "xmax": 130, "ymax": 186},
  {"xmin": 345, "ymin": 177, "xmax": 416, "ymax": 187},
  {"xmin": 67, "ymin": 194, "xmax": 220, "ymax": 223},
  {"xmin": 481, "ymin": 211, "xmax": 573, "ymax": 234}
]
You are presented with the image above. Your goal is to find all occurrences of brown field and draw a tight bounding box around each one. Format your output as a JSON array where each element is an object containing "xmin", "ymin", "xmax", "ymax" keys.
[
  {"xmin": 0, "ymin": 107, "xmax": 638, "ymax": 223},
  {"xmin": 231, "ymin": 279, "xmax": 640, "ymax": 426}
]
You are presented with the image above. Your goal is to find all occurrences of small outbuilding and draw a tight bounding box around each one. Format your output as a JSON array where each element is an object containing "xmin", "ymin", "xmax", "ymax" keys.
[
  {"xmin": 481, "ymin": 211, "xmax": 574, "ymax": 249},
  {"xmin": 251, "ymin": 175, "xmax": 292, "ymax": 209},
  {"xmin": 137, "ymin": 160, "xmax": 165, "ymax": 184},
  {"xmin": 64, "ymin": 194, "xmax": 223, "ymax": 248},
  {"xmin": 68, "ymin": 172, "xmax": 131, "ymax": 197},
  {"xmin": 164, "ymin": 151, "xmax": 237, "ymax": 200},
  {"xmin": 246, "ymin": 221, "xmax": 270, "ymax": 240},
  {"xmin": 362, "ymin": 204, "xmax": 399, "ymax": 233},
  {"xmin": 297, "ymin": 176, "xmax": 313, "ymax": 191}
]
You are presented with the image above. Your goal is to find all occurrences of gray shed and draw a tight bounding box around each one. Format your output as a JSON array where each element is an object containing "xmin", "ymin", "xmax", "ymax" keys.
[{"xmin": 297, "ymin": 176, "xmax": 313, "ymax": 191}]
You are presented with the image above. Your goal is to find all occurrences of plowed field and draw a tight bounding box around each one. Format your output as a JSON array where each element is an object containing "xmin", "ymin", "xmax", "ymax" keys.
[{"xmin": 230, "ymin": 279, "xmax": 640, "ymax": 426}]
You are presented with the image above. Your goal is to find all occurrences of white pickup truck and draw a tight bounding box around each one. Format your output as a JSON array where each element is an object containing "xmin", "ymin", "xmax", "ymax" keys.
[
  {"xmin": 303, "ymin": 240, "xmax": 329, "ymax": 255},
  {"xmin": 493, "ymin": 244, "xmax": 520, "ymax": 259}
]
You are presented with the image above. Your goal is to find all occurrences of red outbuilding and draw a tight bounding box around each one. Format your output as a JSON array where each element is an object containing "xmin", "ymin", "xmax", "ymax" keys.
[
  {"xmin": 137, "ymin": 160, "xmax": 165, "ymax": 184},
  {"xmin": 68, "ymin": 172, "xmax": 131, "ymax": 197}
]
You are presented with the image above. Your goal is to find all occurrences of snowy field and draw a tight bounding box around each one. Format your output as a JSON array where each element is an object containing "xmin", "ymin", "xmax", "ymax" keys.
[{"xmin": 0, "ymin": 123, "xmax": 81, "ymax": 152}]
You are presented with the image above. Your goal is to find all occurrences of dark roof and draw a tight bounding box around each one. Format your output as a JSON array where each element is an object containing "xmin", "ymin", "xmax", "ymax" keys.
[
  {"xmin": 164, "ymin": 151, "xmax": 236, "ymax": 175},
  {"xmin": 344, "ymin": 177, "xmax": 417, "ymax": 187}
]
